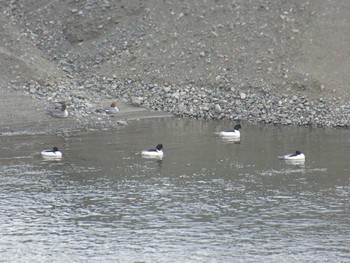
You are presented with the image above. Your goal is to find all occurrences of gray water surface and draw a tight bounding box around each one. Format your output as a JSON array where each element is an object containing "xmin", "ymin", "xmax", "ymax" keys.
[{"xmin": 0, "ymin": 118, "xmax": 349, "ymax": 262}]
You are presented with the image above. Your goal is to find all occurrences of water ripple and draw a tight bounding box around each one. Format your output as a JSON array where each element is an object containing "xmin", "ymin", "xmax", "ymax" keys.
[{"xmin": 0, "ymin": 119, "xmax": 349, "ymax": 262}]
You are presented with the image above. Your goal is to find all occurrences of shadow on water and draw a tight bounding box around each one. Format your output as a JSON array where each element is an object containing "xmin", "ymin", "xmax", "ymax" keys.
[{"xmin": 0, "ymin": 118, "xmax": 349, "ymax": 262}]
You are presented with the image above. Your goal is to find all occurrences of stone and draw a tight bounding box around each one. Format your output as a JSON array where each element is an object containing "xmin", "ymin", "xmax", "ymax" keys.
[
  {"xmin": 240, "ymin": 93, "xmax": 247, "ymax": 100},
  {"xmin": 214, "ymin": 104, "xmax": 222, "ymax": 113},
  {"xmin": 131, "ymin": 97, "xmax": 143, "ymax": 107}
]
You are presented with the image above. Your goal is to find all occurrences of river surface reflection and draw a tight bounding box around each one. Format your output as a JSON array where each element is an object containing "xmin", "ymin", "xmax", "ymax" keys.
[{"xmin": 0, "ymin": 118, "xmax": 349, "ymax": 262}]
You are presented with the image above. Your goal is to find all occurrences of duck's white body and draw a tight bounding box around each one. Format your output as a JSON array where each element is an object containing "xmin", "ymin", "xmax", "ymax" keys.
[
  {"xmin": 219, "ymin": 130, "xmax": 240, "ymax": 138},
  {"xmin": 141, "ymin": 144, "xmax": 164, "ymax": 159},
  {"xmin": 141, "ymin": 150, "xmax": 164, "ymax": 159},
  {"xmin": 218, "ymin": 124, "xmax": 241, "ymax": 138},
  {"xmin": 41, "ymin": 147, "xmax": 62, "ymax": 158},
  {"xmin": 278, "ymin": 151, "xmax": 305, "ymax": 161}
]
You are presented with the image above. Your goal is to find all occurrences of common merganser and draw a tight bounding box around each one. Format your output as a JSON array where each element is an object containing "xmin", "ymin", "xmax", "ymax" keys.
[
  {"xmin": 41, "ymin": 147, "xmax": 62, "ymax": 158},
  {"xmin": 141, "ymin": 144, "xmax": 164, "ymax": 159},
  {"xmin": 218, "ymin": 124, "xmax": 241, "ymax": 138},
  {"xmin": 277, "ymin": 150, "xmax": 305, "ymax": 161},
  {"xmin": 48, "ymin": 104, "xmax": 68, "ymax": 118},
  {"xmin": 105, "ymin": 102, "xmax": 119, "ymax": 114},
  {"xmin": 96, "ymin": 102, "xmax": 119, "ymax": 114}
]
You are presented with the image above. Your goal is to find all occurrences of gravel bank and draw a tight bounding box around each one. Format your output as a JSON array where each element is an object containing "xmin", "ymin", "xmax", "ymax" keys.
[
  {"xmin": 0, "ymin": 1, "xmax": 349, "ymax": 130},
  {"xmin": 12, "ymin": 77, "xmax": 349, "ymax": 130}
]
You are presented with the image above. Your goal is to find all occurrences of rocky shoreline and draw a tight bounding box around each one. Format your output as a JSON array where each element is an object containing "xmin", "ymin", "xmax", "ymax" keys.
[{"xmin": 13, "ymin": 77, "xmax": 349, "ymax": 130}]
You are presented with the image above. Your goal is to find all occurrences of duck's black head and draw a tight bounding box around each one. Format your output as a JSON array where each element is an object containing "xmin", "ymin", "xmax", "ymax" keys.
[
  {"xmin": 53, "ymin": 147, "xmax": 59, "ymax": 152},
  {"xmin": 234, "ymin": 124, "xmax": 242, "ymax": 130},
  {"xmin": 295, "ymin": 150, "xmax": 302, "ymax": 155},
  {"xmin": 156, "ymin": 144, "xmax": 163, "ymax": 150}
]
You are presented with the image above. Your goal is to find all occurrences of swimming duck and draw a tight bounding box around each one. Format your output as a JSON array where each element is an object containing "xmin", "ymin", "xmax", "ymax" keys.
[
  {"xmin": 41, "ymin": 147, "xmax": 62, "ymax": 158},
  {"xmin": 218, "ymin": 124, "xmax": 242, "ymax": 138},
  {"xmin": 277, "ymin": 150, "xmax": 305, "ymax": 161},
  {"xmin": 141, "ymin": 144, "xmax": 164, "ymax": 159},
  {"xmin": 47, "ymin": 103, "xmax": 68, "ymax": 118}
]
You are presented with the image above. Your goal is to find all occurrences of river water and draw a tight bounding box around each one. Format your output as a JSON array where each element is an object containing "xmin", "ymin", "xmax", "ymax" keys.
[{"xmin": 0, "ymin": 118, "xmax": 349, "ymax": 262}]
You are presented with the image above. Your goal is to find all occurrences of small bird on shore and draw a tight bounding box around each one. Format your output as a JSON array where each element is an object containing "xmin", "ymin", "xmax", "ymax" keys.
[
  {"xmin": 104, "ymin": 102, "xmax": 119, "ymax": 114},
  {"xmin": 96, "ymin": 102, "xmax": 119, "ymax": 115},
  {"xmin": 47, "ymin": 103, "xmax": 68, "ymax": 118}
]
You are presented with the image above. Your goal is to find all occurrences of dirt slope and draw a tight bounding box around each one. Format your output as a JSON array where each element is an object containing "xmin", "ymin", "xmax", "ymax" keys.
[{"xmin": 0, "ymin": 0, "xmax": 349, "ymax": 132}]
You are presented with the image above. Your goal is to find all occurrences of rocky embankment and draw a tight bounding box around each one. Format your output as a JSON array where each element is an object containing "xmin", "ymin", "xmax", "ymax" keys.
[
  {"xmin": 122, "ymin": 81, "xmax": 350, "ymax": 127},
  {"xmin": 11, "ymin": 78, "xmax": 348, "ymax": 129},
  {"xmin": 0, "ymin": 1, "xmax": 349, "ymax": 130}
]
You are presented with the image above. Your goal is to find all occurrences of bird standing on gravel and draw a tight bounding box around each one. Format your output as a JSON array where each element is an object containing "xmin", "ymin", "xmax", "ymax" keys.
[
  {"xmin": 47, "ymin": 103, "xmax": 68, "ymax": 118},
  {"xmin": 105, "ymin": 102, "xmax": 119, "ymax": 114},
  {"xmin": 95, "ymin": 101, "xmax": 119, "ymax": 115}
]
